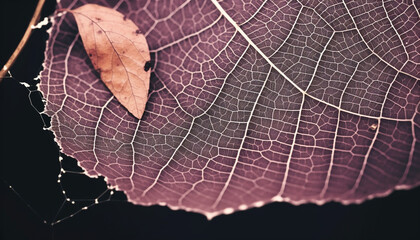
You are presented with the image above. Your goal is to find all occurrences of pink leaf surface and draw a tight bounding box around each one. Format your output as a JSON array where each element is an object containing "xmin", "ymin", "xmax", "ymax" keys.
[{"xmin": 40, "ymin": 0, "xmax": 420, "ymax": 219}]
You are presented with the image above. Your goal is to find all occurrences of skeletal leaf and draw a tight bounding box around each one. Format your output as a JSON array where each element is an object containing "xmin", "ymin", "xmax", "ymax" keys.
[{"xmin": 71, "ymin": 4, "xmax": 151, "ymax": 119}]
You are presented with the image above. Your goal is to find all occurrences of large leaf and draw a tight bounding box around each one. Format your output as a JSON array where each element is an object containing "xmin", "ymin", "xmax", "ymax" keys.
[{"xmin": 40, "ymin": 0, "xmax": 420, "ymax": 219}]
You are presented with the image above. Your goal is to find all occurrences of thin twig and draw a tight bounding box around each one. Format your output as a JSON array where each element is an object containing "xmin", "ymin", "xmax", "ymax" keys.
[{"xmin": 0, "ymin": 0, "xmax": 46, "ymax": 83}]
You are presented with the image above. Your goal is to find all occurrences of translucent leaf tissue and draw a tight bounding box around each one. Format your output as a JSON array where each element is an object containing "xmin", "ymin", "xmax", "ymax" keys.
[{"xmin": 40, "ymin": 0, "xmax": 420, "ymax": 219}]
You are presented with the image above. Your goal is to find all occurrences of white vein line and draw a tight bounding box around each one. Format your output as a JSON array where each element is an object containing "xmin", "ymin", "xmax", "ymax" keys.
[
  {"xmin": 381, "ymin": 0, "xmax": 409, "ymax": 61},
  {"xmin": 268, "ymin": 6, "xmax": 303, "ymax": 58},
  {"xmin": 112, "ymin": 0, "xmax": 124, "ymax": 10},
  {"xmin": 348, "ymin": 121, "xmax": 381, "ymax": 195},
  {"xmin": 144, "ymin": 0, "xmax": 191, "ymax": 37},
  {"xmin": 277, "ymin": 94, "xmax": 306, "ymax": 197},
  {"xmin": 398, "ymin": 101, "xmax": 419, "ymax": 185},
  {"xmin": 44, "ymin": 13, "xmax": 67, "ymax": 109},
  {"xmin": 141, "ymin": 118, "xmax": 195, "ymax": 197},
  {"xmin": 152, "ymin": 28, "xmax": 239, "ymax": 118},
  {"xmin": 150, "ymin": 14, "xmax": 222, "ymax": 53},
  {"xmin": 348, "ymin": 61, "xmax": 406, "ymax": 195},
  {"xmin": 196, "ymin": 34, "xmax": 248, "ymax": 118},
  {"xmin": 93, "ymin": 96, "xmax": 114, "ymax": 172},
  {"xmin": 149, "ymin": 51, "xmax": 193, "ymax": 118},
  {"xmin": 306, "ymin": 31, "xmax": 335, "ymax": 91},
  {"xmin": 294, "ymin": 24, "xmax": 333, "ymax": 194},
  {"xmin": 141, "ymin": 37, "xmax": 250, "ymax": 198},
  {"xmin": 412, "ymin": 0, "xmax": 420, "ymax": 19},
  {"xmin": 300, "ymin": 4, "xmax": 334, "ymax": 31},
  {"xmin": 238, "ymin": 0, "xmax": 268, "ymax": 27},
  {"xmin": 153, "ymin": 71, "xmax": 192, "ymax": 118},
  {"xmin": 57, "ymin": 33, "xmax": 80, "ymax": 115},
  {"xmin": 129, "ymin": 119, "xmax": 142, "ymax": 191},
  {"xmin": 178, "ymin": 154, "xmax": 213, "ymax": 206},
  {"xmin": 320, "ymin": 61, "xmax": 360, "ymax": 198},
  {"xmin": 211, "ymin": 66, "xmax": 273, "ymax": 209},
  {"xmin": 210, "ymin": 0, "xmax": 304, "ymax": 93},
  {"xmin": 296, "ymin": 28, "xmax": 335, "ymax": 196},
  {"xmin": 280, "ymin": 19, "xmax": 335, "ymax": 197},
  {"xmin": 342, "ymin": 0, "xmax": 417, "ymax": 80}
]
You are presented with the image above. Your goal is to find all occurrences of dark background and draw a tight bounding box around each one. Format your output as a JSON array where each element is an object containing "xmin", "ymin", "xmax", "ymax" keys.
[{"xmin": 1, "ymin": 0, "xmax": 419, "ymax": 239}]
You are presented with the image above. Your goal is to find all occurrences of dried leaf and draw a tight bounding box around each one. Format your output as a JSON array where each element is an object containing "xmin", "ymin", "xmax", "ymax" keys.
[{"xmin": 71, "ymin": 4, "xmax": 150, "ymax": 119}]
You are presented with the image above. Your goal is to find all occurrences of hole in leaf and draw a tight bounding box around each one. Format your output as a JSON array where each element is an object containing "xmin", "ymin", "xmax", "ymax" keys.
[{"xmin": 144, "ymin": 61, "xmax": 151, "ymax": 71}]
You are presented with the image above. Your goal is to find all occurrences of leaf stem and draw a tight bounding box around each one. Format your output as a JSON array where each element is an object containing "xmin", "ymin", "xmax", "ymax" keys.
[{"xmin": 0, "ymin": 0, "xmax": 46, "ymax": 83}]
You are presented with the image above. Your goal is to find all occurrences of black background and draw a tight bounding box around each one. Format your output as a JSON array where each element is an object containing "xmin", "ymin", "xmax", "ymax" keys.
[{"xmin": 1, "ymin": 0, "xmax": 419, "ymax": 239}]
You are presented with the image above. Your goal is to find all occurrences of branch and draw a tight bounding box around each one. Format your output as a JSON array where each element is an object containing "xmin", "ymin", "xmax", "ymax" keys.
[{"xmin": 0, "ymin": 0, "xmax": 46, "ymax": 83}]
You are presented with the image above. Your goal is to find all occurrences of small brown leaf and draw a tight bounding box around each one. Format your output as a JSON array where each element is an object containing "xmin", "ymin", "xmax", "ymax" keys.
[{"xmin": 70, "ymin": 4, "xmax": 151, "ymax": 119}]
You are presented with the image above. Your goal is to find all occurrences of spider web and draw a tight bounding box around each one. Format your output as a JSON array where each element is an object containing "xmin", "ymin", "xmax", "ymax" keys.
[{"xmin": 2, "ymin": 39, "xmax": 126, "ymax": 228}]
